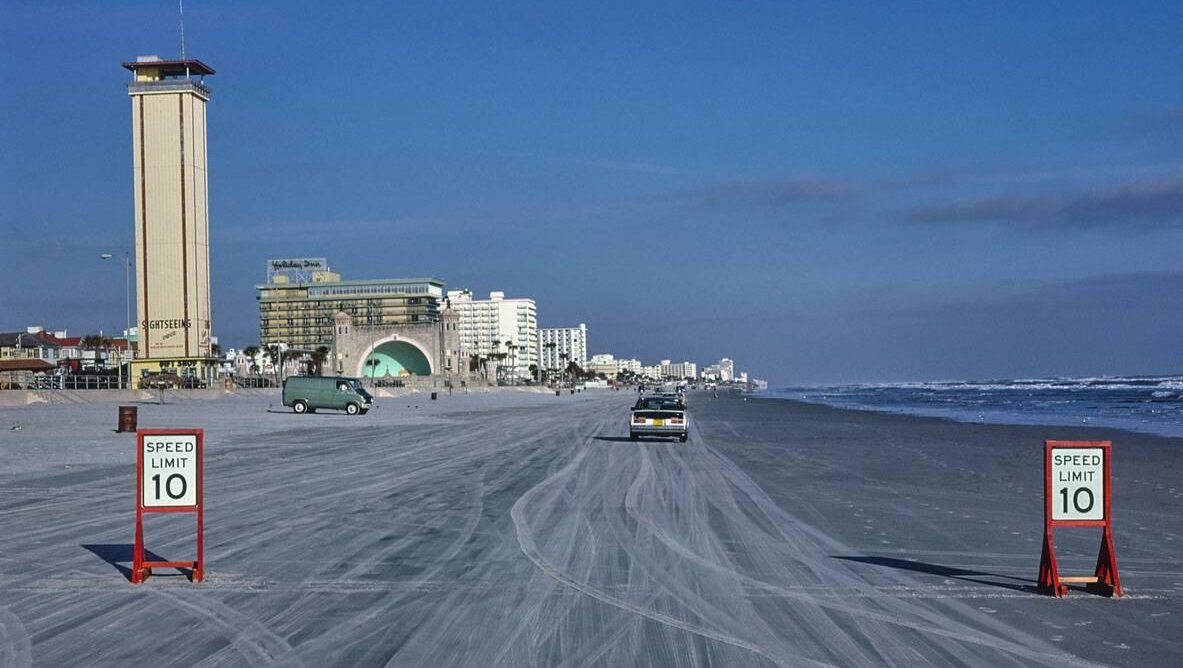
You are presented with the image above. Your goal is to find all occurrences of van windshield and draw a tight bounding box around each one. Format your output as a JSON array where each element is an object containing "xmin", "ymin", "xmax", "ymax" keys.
[{"xmin": 349, "ymin": 380, "xmax": 372, "ymax": 399}]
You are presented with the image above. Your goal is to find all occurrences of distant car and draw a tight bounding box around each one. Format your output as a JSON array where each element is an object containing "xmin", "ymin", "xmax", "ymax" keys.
[
  {"xmin": 630, "ymin": 395, "xmax": 689, "ymax": 442},
  {"xmin": 140, "ymin": 373, "xmax": 181, "ymax": 389},
  {"xmin": 178, "ymin": 376, "xmax": 207, "ymax": 389},
  {"xmin": 653, "ymin": 391, "xmax": 687, "ymax": 409},
  {"xmin": 140, "ymin": 373, "xmax": 206, "ymax": 389},
  {"xmin": 283, "ymin": 375, "xmax": 373, "ymax": 415}
]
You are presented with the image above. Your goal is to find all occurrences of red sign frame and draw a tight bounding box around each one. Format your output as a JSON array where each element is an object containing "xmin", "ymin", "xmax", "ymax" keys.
[
  {"xmin": 1037, "ymin": 440, "xmax": 1120, "ymax": 597},
  {"xmin": 133, "ymin": 428, "xmax": 204, "ymax": 583}
]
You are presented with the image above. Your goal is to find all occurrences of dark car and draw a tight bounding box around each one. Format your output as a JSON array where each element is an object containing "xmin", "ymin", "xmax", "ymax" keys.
[
  {"xmin": 140, "ymin": 373, "xmax": 206, "ymax": 389},
  {"xmin": 140, "ymin": 373, "xmax": 181, "ymax": 389}
]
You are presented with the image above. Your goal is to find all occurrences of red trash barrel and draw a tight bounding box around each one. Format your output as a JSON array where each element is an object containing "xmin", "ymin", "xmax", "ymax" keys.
[{"xmin": 117, "ymin": 406, "xmax": 137, "ymax": 433}]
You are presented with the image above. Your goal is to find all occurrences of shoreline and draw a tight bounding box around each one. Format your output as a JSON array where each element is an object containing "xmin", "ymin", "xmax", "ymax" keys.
[{"xmin": 761, "ymin": 388, "xmax": 1183, "ymax": 440}]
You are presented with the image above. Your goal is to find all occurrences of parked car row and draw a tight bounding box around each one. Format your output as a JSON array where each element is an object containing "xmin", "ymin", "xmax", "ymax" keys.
[{"xmin": 140, "ymin": 372, "xmax": 207, "ymax": 389}]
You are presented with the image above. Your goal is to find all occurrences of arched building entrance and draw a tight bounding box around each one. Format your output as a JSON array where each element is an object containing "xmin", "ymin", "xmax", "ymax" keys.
[
  {"xmin": 363, "ymin": 339, "xmax": 433, "ymax": 378},
  {"xmin": 331, "ymin": 311, "xmax": 468, "ymax": 385}
]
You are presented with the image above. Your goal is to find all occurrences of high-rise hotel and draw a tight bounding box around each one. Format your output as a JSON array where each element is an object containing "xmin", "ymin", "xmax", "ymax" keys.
[{"xmin": 123, "ymin": 56, "xmax": 216, "ymax": 387}]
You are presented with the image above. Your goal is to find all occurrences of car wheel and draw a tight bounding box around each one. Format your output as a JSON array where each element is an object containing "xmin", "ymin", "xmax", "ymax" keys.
[
  {"xmin": 346, "ymin": 402, "xmax": 360, "ymax": 415},
  {"xmin": 293, "ymin": 400, "xmax": 308, "ymax": 414},
  {"xmin": 629, "ymin": 432, "xmax": 639, "ymax": 441},
  {"xmin": 679, "ymin": 433, "xmax": 688, "ymax": 443}
]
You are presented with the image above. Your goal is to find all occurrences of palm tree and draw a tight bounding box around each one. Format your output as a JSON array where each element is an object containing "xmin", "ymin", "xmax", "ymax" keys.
[
  {"xmin": 264, "ymin": 344, "xmax": 285, "ymax": 387},
  {"xmin": 505, "ymin": 340, "xmax": 517, "ymax": 384},
  {"xmin": 543, "ymin": 342, "xmax": 556, "ymax": 382},
  {"xmin": 242, "ymin": 345, "xmax": 260, "ymax": 376},
  {"xmin": 558, "ymin": 352, "xmax": 570, "ymax": 385},
  {"xmin": 81, "ymin": 334, "xmax": 112, "ymax": 372},
  {"xmin": 311, "ymin": 346, "xmax": 330, "ymax": 376}
]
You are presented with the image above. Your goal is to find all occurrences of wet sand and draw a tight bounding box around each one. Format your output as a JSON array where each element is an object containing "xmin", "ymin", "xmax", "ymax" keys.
[{"xmin": 0, "ymin": 389, "xmax": 1179, "ymax": 667}]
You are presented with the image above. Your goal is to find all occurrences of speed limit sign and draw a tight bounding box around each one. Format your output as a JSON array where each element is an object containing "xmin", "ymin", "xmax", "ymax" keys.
[
  {"xmin": 134, "ymin": 429, "xmax": 204, "ymax": 583},
  {"xmin": 1037, "ymin": 440, "xmax": 1120, "ymax": 597}
]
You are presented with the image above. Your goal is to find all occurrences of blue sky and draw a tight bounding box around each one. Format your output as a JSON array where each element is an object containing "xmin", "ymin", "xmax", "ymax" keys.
[{"xmin": 2, "ymin": 1, "xmax": 1181, "ymax": 384}]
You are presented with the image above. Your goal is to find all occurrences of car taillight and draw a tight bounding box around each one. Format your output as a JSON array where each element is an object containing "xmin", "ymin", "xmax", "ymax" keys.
[
  {"xmin": 632, "ymin": 416, "xmax": 645, "ymax": 424},
  {"xmin": 671, "ymin": 418, "xmax": 684, "ymax": 424}
]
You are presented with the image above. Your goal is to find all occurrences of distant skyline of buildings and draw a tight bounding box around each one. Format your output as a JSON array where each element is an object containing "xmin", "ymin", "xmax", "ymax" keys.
[{"xmin": 3, "ymin": 52, "xmax": 764, "ymax": 389}]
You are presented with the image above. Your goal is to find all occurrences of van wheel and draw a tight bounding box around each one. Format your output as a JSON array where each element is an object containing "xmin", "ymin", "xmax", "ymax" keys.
[
  {"xmin": 679, "ymin": 433, "xmax": 688, "ymax": 443},
  {"xmin": 293, "ymin": 400, "xmax": 308, "ymax": 414},
  {"xmin": 346, "ymin": 402, "xmax": 360, "ymax": 415}
]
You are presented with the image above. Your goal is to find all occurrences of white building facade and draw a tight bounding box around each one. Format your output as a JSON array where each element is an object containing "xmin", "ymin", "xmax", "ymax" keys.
[
  {"xmin": 661, "ymin": 360, "xmax": 698, "ymax": 381},
  {"xmin": 446, "ymin": 290, "xmax": 538, "ymax": 380},
  {"xmin": 702, "ymin": 358, "xmax": 735, "ymax": 382},
  {"xmin": 538, "ymin": 323, "xmax": 588, "ymax": 376}
]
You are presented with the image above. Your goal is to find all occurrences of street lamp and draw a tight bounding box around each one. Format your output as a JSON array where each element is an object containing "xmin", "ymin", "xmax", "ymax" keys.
[{"xmin": 99, "ymin": 252, "xmax": 131, "ymax": 389}]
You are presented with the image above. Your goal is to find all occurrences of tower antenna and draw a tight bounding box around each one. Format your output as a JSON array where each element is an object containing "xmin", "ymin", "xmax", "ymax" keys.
[{"xmin": 179, "ymin": 0, "xmax": 187, "ymax": 60}]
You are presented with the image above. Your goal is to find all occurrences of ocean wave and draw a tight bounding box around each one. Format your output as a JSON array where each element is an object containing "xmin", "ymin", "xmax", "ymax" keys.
[
  {"xmin": 790, "ymin": 375, "xmax": 1183, "ymax": 393},
  {"xmin": 773, "ymin": 374, "xmax": 1183, "ymax": 438}
]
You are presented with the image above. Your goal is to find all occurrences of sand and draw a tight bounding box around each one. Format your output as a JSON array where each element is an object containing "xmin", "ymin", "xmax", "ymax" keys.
[{"xmin": 0, "ymin": 388, "xmax": 1180, "ymax": 667}]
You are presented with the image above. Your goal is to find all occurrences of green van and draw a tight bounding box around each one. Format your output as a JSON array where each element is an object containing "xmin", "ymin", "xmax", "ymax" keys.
[{"xmin": 282, "ymin": 376, "xmax": 374, "ymax": 415}]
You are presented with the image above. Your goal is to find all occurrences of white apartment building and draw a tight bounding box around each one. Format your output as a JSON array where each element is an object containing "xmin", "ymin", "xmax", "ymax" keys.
[
  {"xmin": 538, "ymin": 323, "xmax": 588, "ymax": 375},
  {"xmin": 702, "ymin": 358, "xmax": 735, "ymax": 382},
  {"xmin": 618, "ymin": 358, "xmax": 642, "ymax": 374},
  {"xmin": 661, "ymin": 360, "xmax": 698, "ymax": 381},
  {"xmin": 640, "ymin": 364, "xmax": 663, "ymax": 380},
  {"xmin": 446, "ymin": 290, "xmax": 538, "ymax": 379},
  {"xmin": 586, "ymin": 353, "xmax": 620, "ymax": 379}
]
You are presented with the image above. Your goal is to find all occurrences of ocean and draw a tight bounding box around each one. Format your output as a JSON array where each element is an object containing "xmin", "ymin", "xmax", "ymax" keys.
[{"xmin": 769, "ymin": 375, "xmax": 1183, "ymax": 438}]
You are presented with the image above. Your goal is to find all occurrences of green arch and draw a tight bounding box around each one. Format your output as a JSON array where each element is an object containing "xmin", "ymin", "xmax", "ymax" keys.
[{"xmin": 364, "ymin": 340, "xmax": 432, "ymax": 378}]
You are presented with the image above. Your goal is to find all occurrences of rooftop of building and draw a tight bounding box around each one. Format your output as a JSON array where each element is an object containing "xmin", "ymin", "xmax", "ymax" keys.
[
  {"xmin": 0, "ymin": 359, "xmax": 55, "ymax": 372},
  {"xmin": 258, "ymin": 277, "xmax": 445, "ymax": 289},
  {"xmin": 0, "ymin": 332, "xmax": 59, "ymax": 348},
  {"xmin": 121, "ymin": 56, "xmax": 215, "ymax": 76}
]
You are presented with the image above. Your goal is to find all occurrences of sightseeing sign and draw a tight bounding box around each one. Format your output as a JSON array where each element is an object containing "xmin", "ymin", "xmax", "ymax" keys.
[
  {"xmin": 1038, "ymin": 440, "xmax": 1121, "ymax": 597},
  {"xmin": 133, "ymin": 429, "xmax": 204, "ymax": 583}
]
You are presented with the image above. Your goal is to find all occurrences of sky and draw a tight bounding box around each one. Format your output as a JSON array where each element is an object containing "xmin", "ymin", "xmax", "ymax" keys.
[{"xmin": 2, "ymin": 1, "xmax": 1182, "ymax": 385}]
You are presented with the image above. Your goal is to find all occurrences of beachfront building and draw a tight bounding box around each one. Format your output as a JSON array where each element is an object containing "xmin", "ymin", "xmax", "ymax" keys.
[
  {"xmin": 661, "ymin": 360, "xmax": 698, "ymax": 381},
  {"xmin": 586, "ymin": 353, "xmax": 622, "ymax": 379},
  {"xmin": 702, "ymin": 358, "xmax": 735, "ymax": 383},
  {"xmin": 0, "ymin": 331, "xmax": 61, "ymax": 364},
  {"xmin": 584, "ymin": 354, "xmax": 645, "ymax": 380},
  {"xmin": 445, "ymin": 290, "xmax": 538, "ymax": 382},
  {"xmin": 538, "ymin": 324, "xmax": 588, "ymax": 380},
  {"xmin": 123, "ymin": 55, "xmax": 218, "ymax": 388},
  {"xmin": 256, "ymin": 259, "xmax": 445, "ymax": 351},
  {"xmin": 617, "ymin": 358, "xmax": 643, "ymax": 375}
]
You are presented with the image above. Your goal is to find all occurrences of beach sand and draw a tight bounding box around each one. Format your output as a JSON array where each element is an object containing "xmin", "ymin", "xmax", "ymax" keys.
[{"xmin": 0, "ymin": 389, "xmax": 1179, "ymax": 667}]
